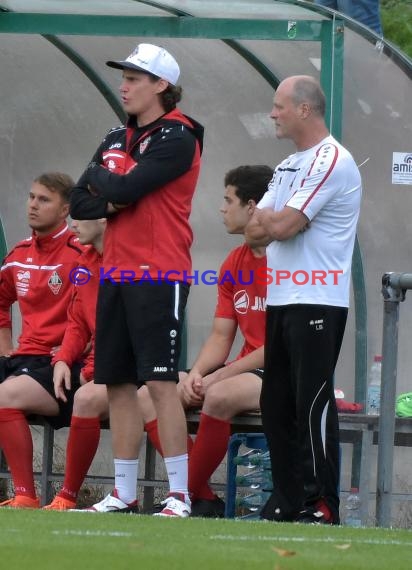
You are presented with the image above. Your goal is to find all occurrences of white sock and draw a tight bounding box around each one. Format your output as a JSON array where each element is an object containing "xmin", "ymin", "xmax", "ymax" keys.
[
  {"xmin": 164, "ymin": 453, "xmax": 190, "ymax": 503},
  {"xmin": 114, "ymin": 458, "xmax": 139, "ymax": 504}
]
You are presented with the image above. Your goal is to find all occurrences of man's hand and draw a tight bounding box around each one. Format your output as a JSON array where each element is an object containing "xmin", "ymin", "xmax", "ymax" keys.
[
  {"xmin": 200, "ymin": 368, "xmax": 227, "ymax": 390},
  {"xmin": 246, "ymin": 206, "xmax": 310, "ymax": 243},
  {"xmin": 87, "ymin": 183, "xmax": 100, "ymax": 197},
  {"xmin": 50, "ymin": 345, "xmax": 61, "ymax": 357},
  {"xmin": 53, "ymin": 361, "xmax": 71, "ymax": 402},
  {"xmin": 0, "ymin": 328, "xmax": 14, "ymax": 356},
  {"xmin": 180, "ymin": 370, "xmax": 204, "ymax": 407},
  {"xmin": 299, "ymin": 221, "xmax": 311, "ymax": 233},
  {"xmin": 106, "ymin": 202, "xmax": 130, "ymax": 215},
  {"xmin": 245, "ymin": 208, "xmax": 274, "ymax": 247}
]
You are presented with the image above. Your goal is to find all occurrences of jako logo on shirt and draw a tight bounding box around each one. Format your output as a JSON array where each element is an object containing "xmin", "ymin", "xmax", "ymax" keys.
[
  {"xmin": 234, "ymin": 291, "xmax": 266, "ymax": 314},
  {"xmin": 153, "ymin": 366, "xmax": 168, "ymax": 372},
  {"xmin": 16, "ymin": 270, "xmax": 31, "ymax": 297},
  {"xmin": 17, "ymin": 270, "xmax": 30, "ymax": 281},
  {"xmin": 309, "ymin": 319, "xmax": 324, "ymax": 331}
]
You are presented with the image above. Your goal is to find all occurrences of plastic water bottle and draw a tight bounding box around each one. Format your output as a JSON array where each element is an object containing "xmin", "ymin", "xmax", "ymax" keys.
[
  {"xmin": 367, "ymin": 355, "xmax": 382, "ymax": 415},
  {"xmin": 235, "ymin": 465, "xmax": 273, "ymax": 518},
  {"xmin": 247, "ymin": 450, "xmax": 271, "ymax": 468},
  {"xmin": 236, "ymin": 468, "xmax": 273, "ymax": 490},
  {"xmin": 233, "ymin": 449, "xmax": 265, "ymax": 468},
  {"xmin": 344, "ymin": 487, "xmax": 362, "ymax": 527},
  {"xmin": 236, "ymin": 491, "xmax": 271, "ymax": 513},
  {"xmin": 232, "ymin": 444, "xmax": 272, "ymax": 518}
]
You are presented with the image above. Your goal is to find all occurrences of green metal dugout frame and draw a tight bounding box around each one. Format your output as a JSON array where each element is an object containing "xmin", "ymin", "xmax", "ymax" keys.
[
  {"xmin": 0, "ymin": 0, "xmax": 372, "ymax": 496},
  {"xmin": 0, "ymin": 219, "xmax": 6, "ymax": 263},
  {"xmin": 0, "ymin": 3, "xmax": 366, "ymax": 387},
  {"xmin": 0, "ymin": 5, "xmax": 367, "ymax": 404},
  {"xmin": 0, "ymin": 10, "xmax": 344, "ymax": 136}
]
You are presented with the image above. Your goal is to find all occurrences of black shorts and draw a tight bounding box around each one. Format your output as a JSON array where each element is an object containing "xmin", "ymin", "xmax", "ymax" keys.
[
  {"xmin": 94, "ymin": 280, "xmax": 189, "ymax": 386},
  {"xmin": 250, "ymin": 368, "xmax": 264, "ymax": 380},
  {"xmin": 0, "ymin": 354, "xmax": 81, "ymax": 430}
]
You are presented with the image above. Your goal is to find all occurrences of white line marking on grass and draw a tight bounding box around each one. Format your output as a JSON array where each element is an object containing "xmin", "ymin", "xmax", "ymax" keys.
[
  {"xmin": 210, "ymin": 535, "xmax": 412, "ymax": 547},
  {"xmin": 52, "ymin": 530, "xmax": 133, "ymax": 537}
]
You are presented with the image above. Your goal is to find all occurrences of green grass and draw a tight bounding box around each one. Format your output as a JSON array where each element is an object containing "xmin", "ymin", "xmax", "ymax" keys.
[
  {"xmin": 1, "ymin": 510, "xmax": 411, "ymax": 570},
  {"xmin": 381, "ymin": 0, "xmax": 412, "ymax": 59},
  {"xmin": 307, "ymin": 0, "xmax": 412, "ymax": 59}
]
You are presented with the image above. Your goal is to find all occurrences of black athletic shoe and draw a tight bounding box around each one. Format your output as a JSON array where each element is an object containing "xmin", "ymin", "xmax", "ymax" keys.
[
  {"xmin": 144, "ymin": 502, "xmax": 163, "ymax": 515},
  {"xmin": 295, "ymin": 505, "xmax": 338, "ymax": 525},
  {"xmin": 259, "ymin": 493, "xmax": 298, "ymax": 522},
  {"xmin": 191, "ymin": 496, "xmax": 225, "ymax": 518}
]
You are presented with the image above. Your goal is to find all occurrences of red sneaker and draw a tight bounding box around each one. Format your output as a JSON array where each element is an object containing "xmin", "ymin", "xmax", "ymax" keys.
[
  {"xmin": 43, "ymin": 496, "xmax": 76, "ymax": 510},
  {"xmin": 0, "ymin": 495, "xmax": 40, "ymax": 509}
]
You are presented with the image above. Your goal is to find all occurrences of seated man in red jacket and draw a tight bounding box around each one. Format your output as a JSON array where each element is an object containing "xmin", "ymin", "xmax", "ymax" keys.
[
  {"xmin": 139, "ymin": 164, "xmax": 273, "ymax": 517},
  {"xmin": 42, "ymin": 218, "xmax": 115, "ymax": 511},
  {"xmin": 0, "ymin": 172, "xmax": 84, "ymax": 508}
]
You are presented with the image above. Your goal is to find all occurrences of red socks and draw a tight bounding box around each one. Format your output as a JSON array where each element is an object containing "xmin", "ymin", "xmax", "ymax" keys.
[
  {"xmin": 144, "ymin": 415, "xmax": 230, "ymax": 501},
  {"xmin": 0, "ymin": 408, "xmax": 36, "ymax": 498},
  {"xmin": 189, "ymin": 413, "xmax": 231, "ymax": 501},
  {"xmin": 144, "ymin": 419, "xmax": 164, "ymax": 455},
  {"xmin": 58, "ymin": 416, "xmax": 100, "ymax": 502},
  {"xmin": 144, "ymin": 418, "xmax": 194, "ymax": 457}
]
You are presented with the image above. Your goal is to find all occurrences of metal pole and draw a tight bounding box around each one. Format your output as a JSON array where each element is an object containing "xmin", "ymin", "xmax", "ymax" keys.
[{"xmin": 375, "ymin": 273, "xmax": 406, "ymax": 526}]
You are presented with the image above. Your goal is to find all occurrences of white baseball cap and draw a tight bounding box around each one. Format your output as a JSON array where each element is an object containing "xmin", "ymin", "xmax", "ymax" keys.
[{"xmin": 106, "ymin": 43, "xmax": 180, "ymax": 85}]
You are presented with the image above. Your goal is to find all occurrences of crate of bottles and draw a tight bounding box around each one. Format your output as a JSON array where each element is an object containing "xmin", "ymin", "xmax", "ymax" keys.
[{"xmin": 225, "ymin": 433, "xmax": 272, "ymax": 519}]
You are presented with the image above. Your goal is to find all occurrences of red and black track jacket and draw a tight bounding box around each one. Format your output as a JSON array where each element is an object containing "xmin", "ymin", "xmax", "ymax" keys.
[
  {"xmin": 52, "ymin": 246, "xmax": 101, "ymax": 381},
  {"xmin": 70, "ymin": 108, "xmax": 204, "ymax": 281},
  {"xmin": 0, "ymin": 224, "xmax": 84, "ymax": 355}
]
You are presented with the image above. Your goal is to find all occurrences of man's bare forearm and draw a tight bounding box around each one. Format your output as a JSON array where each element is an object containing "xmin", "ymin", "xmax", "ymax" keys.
[{"xmin": 0, "ymin": 327, "xmax": 13, "ymax": 356}]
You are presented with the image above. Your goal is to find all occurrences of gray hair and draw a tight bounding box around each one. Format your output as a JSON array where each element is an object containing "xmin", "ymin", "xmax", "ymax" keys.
[{"xmin": 291, "ymin": 77, "xmax": 326, "ymax": 117}]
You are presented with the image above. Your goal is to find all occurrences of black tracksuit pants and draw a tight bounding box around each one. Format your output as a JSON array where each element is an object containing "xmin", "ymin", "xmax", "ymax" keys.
[{"xmin": 260, "ymin": 303, "xmax": 348, "ymax": 522}]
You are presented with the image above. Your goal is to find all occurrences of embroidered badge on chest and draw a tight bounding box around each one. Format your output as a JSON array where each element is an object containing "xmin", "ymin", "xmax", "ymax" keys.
[
  {"xmin": 48, "ymin": 271, "xmax": 63, "ymax": 295},
  {"xmin": 139, "ymin": 136, "xmax": 151, "ymax": 154}
]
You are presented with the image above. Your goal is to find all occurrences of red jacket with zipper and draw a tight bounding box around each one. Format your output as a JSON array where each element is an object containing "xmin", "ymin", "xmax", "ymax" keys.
[
  {"xmin": 52, "ymin": 246, "xmax": 101, "ymax": 381},
  {"xmin": 0, "ymin": 224, "xmax": 84, "ymax": 355},
  {"xmin": 70, "ymin": 109, "xmax": 204, "ymax": 282}
]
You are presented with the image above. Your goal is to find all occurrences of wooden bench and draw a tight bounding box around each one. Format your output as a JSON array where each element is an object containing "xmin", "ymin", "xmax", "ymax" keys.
[{"xmin": 1, "ymin": 412, "xmax": 412, "ymax": 519}]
